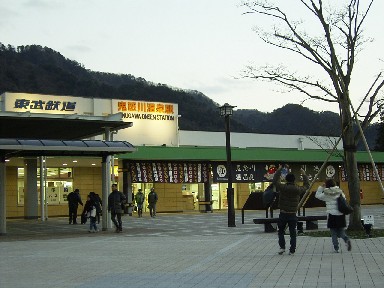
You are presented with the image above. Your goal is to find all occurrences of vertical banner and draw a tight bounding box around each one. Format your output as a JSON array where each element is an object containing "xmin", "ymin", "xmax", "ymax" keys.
[
  {"xmin": 341, "ymin": 164, "xmax": 383, "ymax": 182},
  {"xmin": 129, "ymin": 161, "xmax": 209, "ymax": 183}
]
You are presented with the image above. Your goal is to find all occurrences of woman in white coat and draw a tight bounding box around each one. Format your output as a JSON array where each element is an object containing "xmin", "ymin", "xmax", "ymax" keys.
[{"xmin": 315, "ymin": 179, "xmax": 352, "ymax": 253}]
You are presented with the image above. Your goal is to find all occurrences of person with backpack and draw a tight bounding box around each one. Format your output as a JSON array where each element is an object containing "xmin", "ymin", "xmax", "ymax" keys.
[
  {"xmin": 148, "ymin": 187, "xmax": 158, "ymax": 218},
  {"xmin": 89, "ymin": 192, "xmax": 102, "ymax": 224},
  {"xmin": 67, "ymin": 189, "xmax": 83, "ymax": 224},
  {"xmin": 315, "ymin": 179, "xmax": 352, "ymax": 253},
  {"xmin": 135, "ymin": 188, "xmax": 145, "ymax": 217},
  {"xmin": 83, "ymin": 194, "xmax": 99, "ymax": 233}
]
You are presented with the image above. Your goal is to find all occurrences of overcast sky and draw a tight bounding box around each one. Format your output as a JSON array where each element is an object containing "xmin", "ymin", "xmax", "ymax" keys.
[{"xmin": 1, "ymin": 0, "xmax": 383, "ymax": 115}]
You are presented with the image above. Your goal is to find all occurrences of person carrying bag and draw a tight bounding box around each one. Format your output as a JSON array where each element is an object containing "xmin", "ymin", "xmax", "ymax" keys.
[{"xmin": 315, "ymin": 179, "xmax": 352, "ymax": 253}]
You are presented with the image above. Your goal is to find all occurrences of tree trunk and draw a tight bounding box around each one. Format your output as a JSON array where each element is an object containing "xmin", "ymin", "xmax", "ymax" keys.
[
  {"xmin": 340, "ymin": 95, "xmax": 363, "ymax": 230},
  {"xmin": 344, "ymin": 149, "xmax": 363, "ymax": 230}
]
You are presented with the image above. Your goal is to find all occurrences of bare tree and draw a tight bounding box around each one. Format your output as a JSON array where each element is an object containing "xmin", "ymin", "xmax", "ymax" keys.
[{"xmin": 241, "ymin": 0, "xmax": 384, "ymax": 229}]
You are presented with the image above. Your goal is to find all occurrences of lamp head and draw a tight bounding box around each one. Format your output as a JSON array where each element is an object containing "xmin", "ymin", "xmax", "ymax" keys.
[{"xmin": 219, "ymin": 103, "xmax": 236, "ymax": 117}]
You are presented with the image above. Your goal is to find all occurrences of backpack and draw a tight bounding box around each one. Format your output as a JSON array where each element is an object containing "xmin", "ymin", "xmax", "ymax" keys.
[
  {"xmin": 67, "ymin": 192, "xmax": 75, "ymax": 203},
  {"xmin": 337, "ymin": 196, "xmax": 353, "ymax": 215},
  {"xmin": 262, "ymin": 184, "xmax": 277, "ymax": 207}
]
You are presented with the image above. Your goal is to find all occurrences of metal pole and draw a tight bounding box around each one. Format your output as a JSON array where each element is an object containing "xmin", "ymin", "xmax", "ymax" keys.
[
  {"xmin": 44, "ymin": 157, "xmax": 48, "ymax": 220},
  {"xmin": 225, "ymin": 115, "xmax": 236, "ymax": 227},
  {"xmin": 39, "ymin": 156, "xmax": 45, "ymax": 221}
]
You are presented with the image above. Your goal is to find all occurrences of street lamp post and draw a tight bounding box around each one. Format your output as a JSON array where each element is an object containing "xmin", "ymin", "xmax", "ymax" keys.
[{"xmin": 219, "ymin": 103, "xmax": 236, "ymax": 227}]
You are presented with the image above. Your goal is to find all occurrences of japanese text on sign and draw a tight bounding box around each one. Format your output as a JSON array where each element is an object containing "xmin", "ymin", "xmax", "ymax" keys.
[
  {"xmin": 341, "ymin": 164, "xmax": 384, "ymax": 181},
  {"xmin": 14, "ymin": 99, "xmax": 76, "ymax": 112},
  {"xmin": 129, "ymin": 162, "xmax": 208, "ymax": 183},
  {"xmin": 117, "ymin": 101, "xmax": 174, "ymax": 114}
]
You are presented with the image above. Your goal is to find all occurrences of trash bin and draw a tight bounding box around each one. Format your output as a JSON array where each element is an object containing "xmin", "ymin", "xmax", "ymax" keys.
[{"xmin": 361, "ymin": 219, "xmax": 373, "ymax": 237}]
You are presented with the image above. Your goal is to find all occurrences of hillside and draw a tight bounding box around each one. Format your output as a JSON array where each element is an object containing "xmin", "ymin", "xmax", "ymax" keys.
[{"xmin": 0, "ymin": 43, "xmax": 379, "ymax": 149}]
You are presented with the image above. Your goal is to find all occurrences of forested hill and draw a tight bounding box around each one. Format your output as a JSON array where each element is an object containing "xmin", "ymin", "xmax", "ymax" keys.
[{"xmin": 0, "ymin": 43, "xmax": 379, "ymax": 148}]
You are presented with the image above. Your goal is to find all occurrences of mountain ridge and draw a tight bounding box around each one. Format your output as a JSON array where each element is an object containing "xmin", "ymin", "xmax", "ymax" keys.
[{"xmin": 0, "ymin": 43, "xmax": 378, "ymax": 148}]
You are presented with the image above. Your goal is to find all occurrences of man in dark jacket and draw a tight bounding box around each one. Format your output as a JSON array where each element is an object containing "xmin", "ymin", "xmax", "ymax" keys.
[
  {"xmin": 273, "ymin": 164, "xmax": 309, "ymax": 255},
  {"xmin": 67, "ymin": 189, "xmax": 83, "ymax": 224},
  {"xmin": 108, "ymin": 184, "xmax": 126, "ymax": 233},
  {"xmin": 148, "ymin": 187, "xmax": 158, "ymax": 217}
]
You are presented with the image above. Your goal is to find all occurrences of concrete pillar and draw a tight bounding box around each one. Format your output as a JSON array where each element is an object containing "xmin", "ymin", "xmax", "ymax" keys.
[
  {"xmin": 203, "ymin": 170, "xmax": 213, "ymax": 212},
  {"xmin": 123, "ymin": 160, "xmax": 133, "ymax": 216},
  {"xmin": 102, "ymin": 127, "xmax": 112, "ymax": 231},
  {"xmin": 24, "ymin": 158, "xmax": 38, "ymax": 219},
  {"xmin": 0, "ymin": 156, "xmax": 6, "ymax": 235}
]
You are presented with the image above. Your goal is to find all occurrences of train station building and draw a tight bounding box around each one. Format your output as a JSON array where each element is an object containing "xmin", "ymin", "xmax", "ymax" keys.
[{"xmin": 1, "ymin": 92, "xmax": 383, "ymax": 233}]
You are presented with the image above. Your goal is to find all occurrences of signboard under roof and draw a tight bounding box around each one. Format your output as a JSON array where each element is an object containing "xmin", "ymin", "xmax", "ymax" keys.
[{"xmin": 1, "ymin": 92, "xmax": 179, "ymax": 147}]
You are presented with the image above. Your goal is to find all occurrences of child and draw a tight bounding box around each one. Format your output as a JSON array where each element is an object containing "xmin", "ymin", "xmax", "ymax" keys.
[{"xmin": 83, "ymin": 195, "xmax": 98, "ymax": 233}]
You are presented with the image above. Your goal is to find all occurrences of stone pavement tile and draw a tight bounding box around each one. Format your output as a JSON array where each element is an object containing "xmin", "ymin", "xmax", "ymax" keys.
[{"xmin": 2, "ymin": 207, "xmax": 384, "ymax": 288}]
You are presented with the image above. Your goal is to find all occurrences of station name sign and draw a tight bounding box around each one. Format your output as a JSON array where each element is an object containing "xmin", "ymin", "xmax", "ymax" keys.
[
  {"xmin": 117, "ymin": 101, "xmax": 176, "ymax": 121},
  {"xmin": 14, "ymin": 98, "xmax": 76, "ymax": 112}
]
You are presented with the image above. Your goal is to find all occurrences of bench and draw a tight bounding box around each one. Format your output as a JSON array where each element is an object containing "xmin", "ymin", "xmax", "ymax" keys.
[
  {"xmin": 241, "ymin": 192, "xmax": 278, "ymax": 224},
  {"xmin": 198, "ymin": 201, "xmax": 213, "ymax": 213},
  {"xmin": 253, "ymin": 215, "xmax": 328, "ymax": 233},
  {"xmin": 242, "ymin": 191, "xmax": 326, "ymax": 225}
]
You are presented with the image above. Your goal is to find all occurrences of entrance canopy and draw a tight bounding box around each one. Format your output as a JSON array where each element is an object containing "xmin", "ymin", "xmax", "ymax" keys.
[
  {"xmin": 0, "ymin": 111, "xmax": 136, "ymax": 158},
  {"xmin": 0, "ymin": 111, "xmax": 132, "ymax": 140},
  {"xmin": 0, "ymin": 138, "xmax": 136, "ymax": 159},
  {"xmin": 0, "ymin": 110, "xmax": 135, "ymax": 234}
]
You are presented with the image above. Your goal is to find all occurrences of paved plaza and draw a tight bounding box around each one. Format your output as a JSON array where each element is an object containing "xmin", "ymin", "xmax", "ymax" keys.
[{"xmin": 1, "ymin": 205, "xmax": 384, "ymax": 288}]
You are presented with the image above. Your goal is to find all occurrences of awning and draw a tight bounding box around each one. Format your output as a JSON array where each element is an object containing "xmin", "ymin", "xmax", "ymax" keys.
[
  {"xmin": 0, "ymin": 138, "xmax": 136, "ymax": 159},
  {"xmin": 0, "ymin": 111, "xmax": 132, "ymax": 140}
]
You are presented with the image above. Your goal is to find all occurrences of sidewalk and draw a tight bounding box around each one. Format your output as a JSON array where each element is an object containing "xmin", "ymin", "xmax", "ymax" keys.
[{"xmin": 1, "ymin": 205, "xmax": 384, "ymax": 288}]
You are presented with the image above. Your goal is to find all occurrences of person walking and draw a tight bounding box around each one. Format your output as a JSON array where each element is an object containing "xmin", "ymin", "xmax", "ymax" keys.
[
  {"xmin": 88, "ymin": 192, "xmax": 102, "ymax": 224},
  {"xmin": 83, "ymin": 194, "xmax": 99, "ymax": 233},
  {"xmin": 108, "ymin": 184, "xmax": 126, "ymax": 233},
  {"xmin": 67, "ymin": 188, "xmax": 83, "ymax": 224},
  {"xmin": 148, "ymin": 187, "xmax": 158, "ymax": 217},
  {"xmin": 273, "ymin": 164, "xmax": 309, "ymax": 255},
  {"xmin": 135, "ymin": 188, "xmax": 145, "ymax": 217},
  {"xmin": 315, "ymin": 179, "xmax": 352, "ymax": 253}
]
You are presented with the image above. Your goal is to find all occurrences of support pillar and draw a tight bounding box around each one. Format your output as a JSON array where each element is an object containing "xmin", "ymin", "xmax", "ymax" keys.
[
  {"xmin": 0, "ymin": 156, "xmax": 6, "ymax": 235},
  {"xmin": 24, "ymin": 158, "xmax": 38, "ymax": 219},
  {"xmin": 203, "ymin": 171, "xmax": 213, "ymax": 213},
  {"xmin": 123, "ymin": 161, "xmax": 133, "ymax": 216},
  {"xmin": 102, "ymin": 127, "xmax": 112, "ymax": 231},
  {"xmin": 39, "ymin": 156, "xmax": 45, "ymax": 221},
  {"xmin": 102, "ymin": 155, "xmax": 112, "ymax": 231}
]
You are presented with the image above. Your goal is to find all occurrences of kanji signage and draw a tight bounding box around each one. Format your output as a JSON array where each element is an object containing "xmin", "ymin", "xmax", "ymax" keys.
[
  {"xmin": 341, "ymin": 164, "xmax": 384, "ymax": 181},
  {"xmin": 212, "ymin": 162, "xmax": 339, "ymax": 183},
  {"xmin": 14, "ymin": 98, "xmax": 76, "ymax": 111},
  {"xmin": 213, "ymin": 163, "xmax": 265, "ymax": 183},
  {"xmin": 129, "ymin": 161, "xmax": 209, "ymax": 183},
  {"xmin": 117, "ymin": 101, "xmax": 176, "ymax": 121}
]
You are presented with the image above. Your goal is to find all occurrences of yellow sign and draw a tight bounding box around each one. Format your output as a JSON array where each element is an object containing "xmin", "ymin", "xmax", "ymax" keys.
[{"xmin": 117, "ymin": 101, "xmax": 174, "ymax": 114}]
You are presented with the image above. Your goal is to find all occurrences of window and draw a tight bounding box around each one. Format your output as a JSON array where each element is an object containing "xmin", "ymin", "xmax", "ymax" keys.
[{"xmin": 18, "ymin": 167, "xmax": 73, "ymax": 206}]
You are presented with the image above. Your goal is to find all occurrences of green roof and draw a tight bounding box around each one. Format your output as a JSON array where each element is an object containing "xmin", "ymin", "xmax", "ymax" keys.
[{"xmin": 118, "ymin": 146, "xmax": 384, "ymax": 163}]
